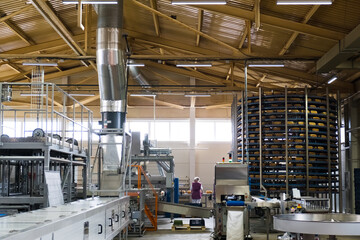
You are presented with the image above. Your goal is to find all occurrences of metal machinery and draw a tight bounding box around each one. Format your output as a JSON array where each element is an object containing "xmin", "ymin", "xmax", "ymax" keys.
[
  {"xmin": 126, "ymin": 133, "xmax": 175, "ymax": 236},
  {"xmin": 0, "ymin": 1, "xmax": 132, "ymax": 239},
  {"xmin": 235, "ymin": 87, "xmax": 341, "ymax": 211},
  {"xmin": 213, "ymin": 162, "xmax": 251, "ymax": 239},
  {"xmin": 0, "ymin": 82, "xmax": 92, "ymax": 211},
  {"xmin": 274, "ymin": 213, "xmax": 360, "ymax": 239}
]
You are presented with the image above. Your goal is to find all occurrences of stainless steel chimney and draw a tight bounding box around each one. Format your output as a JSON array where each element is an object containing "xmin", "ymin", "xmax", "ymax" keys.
[{"xmin": 97, "ymin": 2, "xmax": 127, "ymax": 130}]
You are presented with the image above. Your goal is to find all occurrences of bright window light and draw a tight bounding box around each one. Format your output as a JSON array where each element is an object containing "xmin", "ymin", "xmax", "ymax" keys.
[{"xmin": 277, "ymin": 0, "xmax": 332, "ymax": 5}]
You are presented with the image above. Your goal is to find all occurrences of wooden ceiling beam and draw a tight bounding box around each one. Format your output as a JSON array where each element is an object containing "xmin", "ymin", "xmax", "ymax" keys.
[
  {"xmin": 279, "ymin": 5, "xmax": 320, "ymax": 55},
  {"xmin": 196, "ymin": 9, "xmax": 204, "ymax": 47},
  {"xmin": 142, "ymin": 60, "xmax": 229, "ymax": 86},
  {"xmin": 197, "ymin": 5, "xmax": 344, "ymax": 41},
  {"xmin": 238, "ymin": 21, "xmax": 248, "ymax": 49},
  {"xmin": 70, "ymin": 94, "xmax": 100, "ymax": 108},
  {"xmin": 31, "ymin": 0, "xmax": 96, "ymax": 71},
  {"xmin": 0, "ymin": 54, "xmax": 95, "ymax": 60},
  {"xmin": 3, "ymin": 20, "xmax": 35, "ymax": 45},
  {"xmin": 133, "ymin": 96, "xmax": 184, "ymax": 110},
  {"xmin": 254, "ymin": 0, "xmax": 261, "ymax": 31},
  {"xmin": 0, "ymin": 66, "xmax": 93, "ymax": 82},
  {"xmin": 84, "ymin": 4, "xmax": 93, "ymax": 54},
  {"xmin": 0, "ymin": 5, "xmax": 32, "ymax": 23},
  {"xmin": 131, "ymin": 0, "xmax": 246, "ymax": 56}
]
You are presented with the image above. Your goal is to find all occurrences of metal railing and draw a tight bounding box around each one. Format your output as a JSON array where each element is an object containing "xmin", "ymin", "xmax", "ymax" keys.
[{"xmin": 0, "ymin": 82, "xmax": 93, "ymax": 156}]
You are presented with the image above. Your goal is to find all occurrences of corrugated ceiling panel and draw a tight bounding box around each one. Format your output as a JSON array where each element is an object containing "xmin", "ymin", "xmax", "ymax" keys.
[{"xmin": 308, "ymin": 0, "xmax": 360, "ymax": 33}]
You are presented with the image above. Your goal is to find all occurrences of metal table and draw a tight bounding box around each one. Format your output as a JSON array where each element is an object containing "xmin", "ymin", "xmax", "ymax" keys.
[{"xmin": 274, "ymin": 213, "xmax": 360, "ymax": 236}]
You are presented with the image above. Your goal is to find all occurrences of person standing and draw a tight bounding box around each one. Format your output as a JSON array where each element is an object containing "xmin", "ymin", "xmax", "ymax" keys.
[{"xmin": 191, "ymin": 176, "xmax": 203, "ymax": 204}]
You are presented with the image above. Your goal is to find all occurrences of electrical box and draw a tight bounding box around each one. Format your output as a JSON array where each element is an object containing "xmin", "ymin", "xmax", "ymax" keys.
[
  {"xmin": 131, "ymin": 132, "xmax": 141, "ymax": 156},
  {"xmin": 166, "ymin": 172, "xmax": 173, "ymax": 188}
]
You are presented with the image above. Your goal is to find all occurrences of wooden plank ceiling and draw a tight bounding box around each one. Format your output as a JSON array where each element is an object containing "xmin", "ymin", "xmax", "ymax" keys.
[{"xmin": 0, "ymin": 0, "xmax": 359, "ymax": 109}]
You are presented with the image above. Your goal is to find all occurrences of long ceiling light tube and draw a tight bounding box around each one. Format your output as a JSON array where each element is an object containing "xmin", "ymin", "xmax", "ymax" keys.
[
  {"xmin": 327, "ymin": 76, "xmax": 337, "ymax": 84},
  {"xmin": 248, "ymin": 64, "xmax": 285, "ymax": 67},
  {"xmin": 127, "ymin": 63, "xmax": 145, "ymax": 67},
  {"xmin": 176, "ymin": 63, "xmax": 212, "ymax": 67},
  {"xmin": 69, "ymin": 93, "xmax": 96, "ymax": 97},
  {"xmin": 130, "ymin": 93, "xmax": 156, "ymax": 97},
  {"xmin": 22, "ymin": 62, "xmax": 58, "ymax": 67},
  {"xmin": 184, "ymin": 94, "xmax": 211, "ymax": 97},
  {"xmin": 277, "ymin": 0, "xmax": 332, "ymax": 5},
  {"xmin": 63, "ymin": 0, "xmax": 118, "ymax": 4},
  {"xmin": 171, "ymin": 0, "xmax": 227, "ymax": 5}
]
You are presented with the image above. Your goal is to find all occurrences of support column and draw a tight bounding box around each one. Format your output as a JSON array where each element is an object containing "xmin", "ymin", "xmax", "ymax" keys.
[{"xmin": 189, "ymin": 77, "xmax": 196, "ymax": 181}]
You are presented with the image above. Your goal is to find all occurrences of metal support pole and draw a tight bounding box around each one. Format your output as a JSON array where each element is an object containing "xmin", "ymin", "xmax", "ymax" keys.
[
  {"xmin": 326, "ymin": 88, "xmax": 332, "ymax": 211},
  {"xmin": 337, "ymin": 90, "xmax": 343, "ymax": 212},
  {"xmin": 285, "ymin": 86, "xmax": 289, "ymax": 196},
  {"xmin": 305, "ymin": 86, "xmax": 309, "ymax": 195},
  {"xmin": 51, "ymin": 85, "xmax": 54, "ymax": 144},
  {"xmin": 231, "ymin": 95, "xmax": 238, "ymax": 161},
  {"xmin": 244, "ymin": 61, "xmax": 249, "ymax": 163},
  {"xmin": 241, "ymin": 91, "xmax": 245, "ymax": 162},
  {"xmin": 259, "ymin": 87, "xmax": 266, "ymax": 196},
  {"xmin": 45, "ymin": 84, "xmax": 49, "ymax": 145}
]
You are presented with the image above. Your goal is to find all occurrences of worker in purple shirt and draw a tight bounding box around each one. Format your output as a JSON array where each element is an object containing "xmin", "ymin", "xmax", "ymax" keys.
[{"xmin": 191, "ymin": 176, "xmax": 203, "ymax": 204}]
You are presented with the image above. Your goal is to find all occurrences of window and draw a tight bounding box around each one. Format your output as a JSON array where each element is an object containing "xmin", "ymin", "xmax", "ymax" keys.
[{"xmin": 195, "ymin": 119, "xmax": 231, "ymax": 142}]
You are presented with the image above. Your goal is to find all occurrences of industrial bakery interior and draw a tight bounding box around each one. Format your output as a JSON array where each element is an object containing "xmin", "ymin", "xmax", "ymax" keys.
[{"xmin": 0, "ymin": 0, "xmax": 359, "ymax": 239}]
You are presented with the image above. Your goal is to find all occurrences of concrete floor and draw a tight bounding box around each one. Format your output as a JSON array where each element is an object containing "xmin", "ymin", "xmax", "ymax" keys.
[{"xmin": 127, "ymin": 217, "xmax": 360, "ymax": 240}]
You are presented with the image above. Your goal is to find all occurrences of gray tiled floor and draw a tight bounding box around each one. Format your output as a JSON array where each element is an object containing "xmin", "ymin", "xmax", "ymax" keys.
[{"xmin": 127, "ymin": 217, "xmax": 360, "ymax": 240}]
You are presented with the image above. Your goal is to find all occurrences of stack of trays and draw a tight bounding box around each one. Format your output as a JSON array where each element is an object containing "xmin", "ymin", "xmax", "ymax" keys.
[{"xmin": 237, "ymin": 91, "xmax": 338, "ymax": 198}]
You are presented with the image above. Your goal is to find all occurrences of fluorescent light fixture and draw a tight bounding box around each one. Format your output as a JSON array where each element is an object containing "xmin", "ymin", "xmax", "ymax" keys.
[
  {"xmin": 69, "ymin": 93, "xmax": 96, "ymax": 97},
  {"xmin": 22, "ymin": 62, "xmax": 58, "ymax": 67},
  {"xmin": 248, "ymin": 63, "xmax": 285, "ymax": 67},
  {"xmin": 130, "ymin": 93, "xmax": 156, "ymax": 97},
  {"xmin": 63, "ymin": 0, "xmax": 118, "ymax": 4},
  {"xmin": 184, "ymin": 94, "xmax": 211, "ymax": 97},
  {"xmin": 127, "ymin": 63, "xmax": 145, "ymax": 67},
  {"xmin": 277, "ymin": 0, "xmax": 332, "ymax": 5},
  {"xmin": 172, "ymin": 0, "xmax": 227, "ymax": 4},
  {"xmin": 327, "ymin": 76, "xmax": 337, "ymax": 84},
  {"xmin": 176, "ymin": 63, "xmax": 212, "ymax": 67},
  {"xmin": 20, "ymin": 93, "xmax": 46, "ymax": 97}
]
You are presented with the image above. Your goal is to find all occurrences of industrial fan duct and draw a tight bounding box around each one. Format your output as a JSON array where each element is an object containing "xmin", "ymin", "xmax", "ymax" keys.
[
  {"xmin": 97, "ymin": 1, "xmax": 128, "ymax": 183},
  {"xmin": 97, "ymin": 1, "xmax": 127, "ymax": 130}
]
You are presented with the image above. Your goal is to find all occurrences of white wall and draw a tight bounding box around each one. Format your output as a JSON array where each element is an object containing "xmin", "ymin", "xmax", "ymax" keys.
[{"xmin": 157, "ymin": 141, "xmax": 231, "ymax": 191}]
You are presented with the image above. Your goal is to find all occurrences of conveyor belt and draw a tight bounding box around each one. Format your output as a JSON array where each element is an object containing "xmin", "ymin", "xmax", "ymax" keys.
[{"xmin": 158, "ymin": 201, "xmax": 212, "ymax": 218}]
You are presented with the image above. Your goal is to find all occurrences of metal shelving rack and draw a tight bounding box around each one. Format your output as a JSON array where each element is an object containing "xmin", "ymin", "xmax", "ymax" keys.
[{"xmin": 237, "ymin": 87, "xmax": 339, "ymax": 210}]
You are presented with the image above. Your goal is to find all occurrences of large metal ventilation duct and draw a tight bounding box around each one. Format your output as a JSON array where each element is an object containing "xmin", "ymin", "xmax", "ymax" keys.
[
  {"xmin": 129, "ymin": 65, "xmax": 150, "ymax": 87},
  {"xmin": 97, "ymin": 1, "xmax": 127, "ymax": 130}
]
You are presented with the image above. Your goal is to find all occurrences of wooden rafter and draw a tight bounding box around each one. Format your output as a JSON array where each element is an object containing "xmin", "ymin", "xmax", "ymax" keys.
[
  {"xmin": 254, "ymin": 0, "xmax": 261, "ymax": 31},
  {"xmin": 196, "ymin": 10, "xmax": 204, "ymax": 47},
  {"xmin": 0, "ymin": 5, "xmax": 32, "ymax": 23},
  {"xmin": 279, "ymin": 5, "xmax": 320, "ymax": 55},
  {"xmin": 31, "ymin": 0, "xmax": 97, "ymax": 71},
  {"xmin": 3, "ymin": 20, "xmax": 35, "ymax": 45},
  {"xmin": 133, "ymin": 96, "xmax": 184, "ymax": 110},
  {"xmin": 131, "ymin": 0, "xmax": 246, "ymax": 56},
  {"xmin": 196, "ymin": 5, "xmax": 344, "ymax": 41}
]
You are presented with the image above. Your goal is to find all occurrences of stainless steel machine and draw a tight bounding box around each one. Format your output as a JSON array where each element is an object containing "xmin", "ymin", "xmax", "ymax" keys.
[
  {"xmin": 0, "ymin": 1, "xmax": 132, "ymax": 239},
  {"xmin": 213, "ymin": 162, "xmax": 251, "ymax": 239}
]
